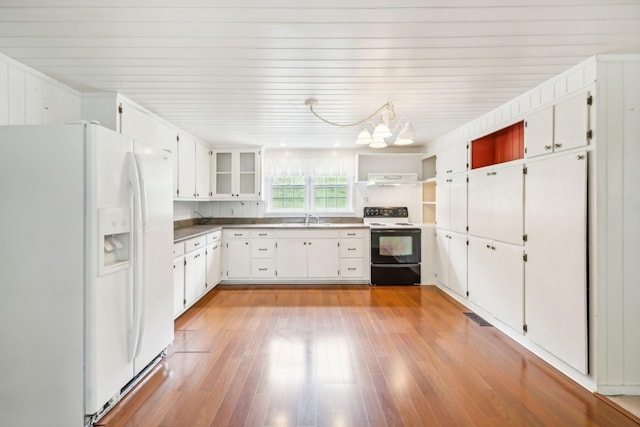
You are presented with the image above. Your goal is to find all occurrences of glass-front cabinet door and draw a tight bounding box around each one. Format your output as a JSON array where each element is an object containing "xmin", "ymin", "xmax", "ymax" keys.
[{"xmin": 211, "ymin": 148, "xmax": 261, "ymax": 200}]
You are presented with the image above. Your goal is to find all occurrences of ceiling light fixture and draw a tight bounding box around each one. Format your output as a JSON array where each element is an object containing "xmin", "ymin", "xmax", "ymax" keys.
[{"xmin": 305, "ymin": 98, "xmax": 416, "ymax": 148}]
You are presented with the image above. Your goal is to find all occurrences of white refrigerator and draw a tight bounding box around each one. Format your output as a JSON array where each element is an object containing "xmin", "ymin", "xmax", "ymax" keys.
[{"xmin": 0, "ymin": 123, "xmax": 174, "ymax": 427}]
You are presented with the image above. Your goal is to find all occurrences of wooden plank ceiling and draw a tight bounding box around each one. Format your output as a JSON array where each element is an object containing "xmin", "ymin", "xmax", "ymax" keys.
[{"xmin": 0, "ymin": 0, "xmax": 639, "ymax": 149}]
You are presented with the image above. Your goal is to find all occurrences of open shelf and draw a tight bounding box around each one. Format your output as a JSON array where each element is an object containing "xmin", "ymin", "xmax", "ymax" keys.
[
  {"xmin": 421, "ymin": 180, "xmax": 436, "ymax": 223},
  {"xmin": 471, "ymin": 121, "xmax": 524, "ymax": 169}
]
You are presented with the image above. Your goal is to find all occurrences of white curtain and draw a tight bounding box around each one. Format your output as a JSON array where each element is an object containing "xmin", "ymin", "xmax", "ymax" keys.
[{"xmin": 263, "ymin": 149, "xmax": 355, "ymax": 177}]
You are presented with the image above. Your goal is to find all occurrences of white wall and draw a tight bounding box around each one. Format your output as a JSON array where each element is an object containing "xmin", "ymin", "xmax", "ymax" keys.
[
  {"xmin": 0, "ymin": 53, "xmax": 81, "ymax": 126},
  {"xmin": 595, "ymin": 58, "xmax": 640, "ymax": 394}
]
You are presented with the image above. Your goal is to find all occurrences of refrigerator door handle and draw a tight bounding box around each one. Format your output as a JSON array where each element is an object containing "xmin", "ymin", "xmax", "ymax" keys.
[
  {"xmin": 133, "ymin": 153, "xmax": 148, "ymax": 357},
  {"xmin": 127, "ymin": 152, "xmax": 144, "ymax": 362}
]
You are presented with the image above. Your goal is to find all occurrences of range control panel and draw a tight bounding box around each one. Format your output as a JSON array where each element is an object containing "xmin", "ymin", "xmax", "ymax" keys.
[{"xmin": 363, "ymin": 206, "xmax": 409, "ymax": 218}]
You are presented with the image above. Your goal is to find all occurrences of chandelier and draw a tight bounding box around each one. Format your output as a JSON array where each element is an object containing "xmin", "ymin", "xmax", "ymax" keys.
[{"xmin": 305, "ymin": 98, "xmax": 416, "ymax": 148}]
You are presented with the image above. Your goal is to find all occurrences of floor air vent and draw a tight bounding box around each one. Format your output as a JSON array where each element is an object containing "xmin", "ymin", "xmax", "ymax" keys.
[{"xmin": 463, "ymin": 312, "xmax": 492, "ymax": 326}]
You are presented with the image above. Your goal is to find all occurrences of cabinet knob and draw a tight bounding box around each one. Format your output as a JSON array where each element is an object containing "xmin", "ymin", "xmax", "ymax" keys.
[
  {"xmin": 245, "ymin": 242, "xmax": 249, "ymax": 245},
  {"xmin": 544, "ymin": 145, "xmax": 552, "ymax": 151},
  {"xmin": 554, "ymin": 143, "xmax": 562, "ymax": 149}
]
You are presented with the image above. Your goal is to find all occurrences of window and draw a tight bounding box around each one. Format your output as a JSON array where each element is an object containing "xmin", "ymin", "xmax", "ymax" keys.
[
  {"xmin": 313, "ymin": 176, "xmax": 349, "ymax": 211},
  {"xmin": 267, "ymin": 175, "xmax": 353, "ymax": 213},
  {"xmin": 264, "ymin": 151, "xmax": 355, "ymax": 215},
  {"xmin": 271, "ymin": 176, "xmax": 306, "ymax": 210}
]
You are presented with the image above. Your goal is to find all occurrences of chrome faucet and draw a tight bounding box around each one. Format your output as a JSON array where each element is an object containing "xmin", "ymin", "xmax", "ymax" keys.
[{"xmin": 304, "ymin": 213, "xmax": 320, "ymax": 225}]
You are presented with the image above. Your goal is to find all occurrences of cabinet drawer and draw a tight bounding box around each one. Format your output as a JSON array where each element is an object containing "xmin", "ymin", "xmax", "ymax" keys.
[
  {"xmin": 173, "ymin": 242, "xmax": 185, "ymax": 257},
  {"xmin": 251, "ymin": 229, "xmax": 275, "ymax": 239},
  {"xmin": 340, "ymin": 239, "xmax": 363, "ymax": 258},
  {"xmin": 251, "ymin": 239, "xmax": 276, "ymax": 258},
  {"xmin": 252, "ymin": 259, "xmax": 276, "ymax": 278},
  {"xmin": 340, "ymin": 229, "xmax": 365, "ymax": 239},
  {"xmin": 340, "ymin": 259, "xmax": 365, "ymax": 278},
  {"xmin": 185, "ymin": 236, "xmax": 206, "ymax": 253},
  {"xmin": 225, "ymin": 229, "xmax": 250, "ymax": 239},
  {"xmin": 206, "ymin": 230, "xmax": 221, "ymax": 244}
]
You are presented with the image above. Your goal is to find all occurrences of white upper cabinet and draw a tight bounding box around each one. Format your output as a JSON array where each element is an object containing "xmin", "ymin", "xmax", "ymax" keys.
[
  {"xmin": 437, "ymin": 141, "xmax": 468, "ymax": 176},
  {"xmin": 435, "ymin": 174, "xmax": 467, "ymax": 233},
  {"xmin": 524, "ymin": 90, "xmax": 593, "ymax": 158},
  {"xmin": 468, "ymin": 163, "xmax": 524, "ymax": 245},
  {"xmin": 211, "ymin": 148, "xmax": 262, "ymax": 200},
  {"xmin": 176, "ymin": 133, "xmax": 210, "ymax": 200},
  {"xmin": 524, "ymin": 106, "xmax": 554, "ymax": 158},
  {"xmin": 195, "ymin": 140, "xmax": 211, "ymax": 198},
  {"xmin": 554, "ymin": 92, "xmax": 592, "ymax": 152},
  {"xmin": 177, "ymin": 134, "xmax": 196, "ymax": 199},
  {"xmin": 82, "ymin": 93, "xmax": 175, "ymax": 152}
]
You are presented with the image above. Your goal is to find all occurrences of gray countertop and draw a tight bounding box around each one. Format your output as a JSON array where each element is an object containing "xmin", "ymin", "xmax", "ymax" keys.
[{"xmin": 174, "ymin": 222, "xmax": 370, "ymax": 243}]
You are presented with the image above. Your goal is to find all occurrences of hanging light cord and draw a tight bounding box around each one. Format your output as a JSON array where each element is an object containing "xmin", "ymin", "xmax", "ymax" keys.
[{"xmin": 307, "ymin": 100, "xmax": 395, "ymax": 128}]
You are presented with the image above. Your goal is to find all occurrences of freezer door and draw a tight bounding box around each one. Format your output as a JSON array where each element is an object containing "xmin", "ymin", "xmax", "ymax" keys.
[
  {"xmin": 132, "ymin": 140, "xmax": 174, "ymax": 375},
  {"xmin": 84, "ymin": 124, "xmax": 135, "ymax": 416}
]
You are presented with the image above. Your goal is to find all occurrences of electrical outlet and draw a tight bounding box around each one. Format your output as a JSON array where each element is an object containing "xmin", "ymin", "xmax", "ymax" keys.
[
  {"xmin": 230, "ymin": 208, "xmax": 236, "ymax": 216},
  {"xmin": 363, "ymin": 196, "xmax": 369, "ymax": 204}
]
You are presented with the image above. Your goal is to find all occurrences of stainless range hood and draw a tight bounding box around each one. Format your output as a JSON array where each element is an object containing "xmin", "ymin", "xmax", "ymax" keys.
[{"xmin": 367, "ymin": 173, "xmax": 419, "ymax": 186}]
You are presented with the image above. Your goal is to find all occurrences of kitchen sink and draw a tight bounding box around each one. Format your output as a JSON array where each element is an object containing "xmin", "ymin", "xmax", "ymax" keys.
[{"xmin": 277, "ymin": 222, "xmax": 332, "ymax": 227}]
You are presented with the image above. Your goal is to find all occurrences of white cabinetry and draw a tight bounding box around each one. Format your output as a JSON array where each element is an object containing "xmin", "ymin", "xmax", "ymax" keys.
[
  {"xmin": 223, "ymin": 230, "xmax": 251, "ymax": 279},
  {"xmin": 211, "ymin": 149, "xmax": 262, "ymax": 200},
  {"xmin": 250, "ymin": 230, "xmax": 276, "ymax": 278},
  {"xmin": 220, "ymin": 227, "xmax": 368, "ymax": 283},
  {"xmin": 184, "ymin": 236, "xmax": 207, "ymax": 308},
  {"xmin": 172, "ymin": 243, "xmax": 185, "ymax": 318},
  {"xmin": 205, "ymin": 231, "xmax": 222, "ymax": 290},
  {"xmin": 81, "ymin": 93, "xmax": 175, "ymax": 152},
  {"xmin": 276, "ymin": 230, "xmax": 340, "ymax": 279},
  {"xmin": 524, "ymin": 151, "xmax": 588, "ymax": 374},
  {"xmin": 338, "ymin": 229, "xmax": 367, "ymax": 279},
  {"xmin": 173, "ymin": 232, "xmax": 221, "ymax": 319},
  {"xmin": 275, "ymin": 239, "xmax": 308, "ymax": 278},
  {"xmin": 468, "ymin": 237, "xmax": 524, "ymax": 334},
  {"xmin": 435, "ymin": 174, "xmax": 467, "ymax": 233},
  {"xmin": 435, "ymin": 230, "xmax": 467, "ymax": 298},
  {"xmin": 436, "ymin": 142, "xmax": 468, "ymax": 176},
  {"xmin": 524, "ymin": 91, "xmax": 593, "ymax": 158},
  {"xmin": 177, "ymin": 133, "xmax": 210, "ymax": 200},
  {"xmin": 468, "ymin": 163, "xmax": 524, "ymax": 245}
]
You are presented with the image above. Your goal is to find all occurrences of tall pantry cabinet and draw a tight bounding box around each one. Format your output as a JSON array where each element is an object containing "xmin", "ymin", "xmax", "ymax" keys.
[
  {"xmin": 430, "ymin": 56, "xmax": 640, "ymax": 395},
  {"xmin": 434, "ymin": 141, "xmax": 468, "ymax": 298}
]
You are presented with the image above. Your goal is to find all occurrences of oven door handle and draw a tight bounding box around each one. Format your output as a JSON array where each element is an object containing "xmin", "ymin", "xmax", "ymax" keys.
[{"xmin": 370, "ymin": 229, "xmax": 421, "ymax": 235}]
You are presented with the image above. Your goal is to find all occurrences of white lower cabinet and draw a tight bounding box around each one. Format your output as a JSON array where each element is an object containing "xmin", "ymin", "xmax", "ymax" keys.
[
  {"xmin": 225, "ymin": 239, "xmax": 251, "ymax": 279},
  {"xmin": 184, "ymin": 246, "xmax": 206, "ymax": 307},
  {"xmin": 173, "ymin": 231, "xmax": 221, "ymax": 318},
  {"xmin": 524, "ymin": 151, "xmax": 588, "ymax": 374},
  {"xmin": 468, "ymin": 237, "xmax": 524, "ymax": 334},
  {"xmin": 338, "ymin": 229, "xmax": 367, "ymax": 279},
  {"xmin": 205, "ymin": 231, "xmax": 222, "ymax": 290},
  {"xmin": 250, "ymin": 230, "xmax": 276, "ymax": 278},
  {"xmin": 435, "ymin": 229, "xmax": 467, "ymax": 298},
  {"xmin": 172, "ymin": 247, "xmax": 185, "ymax": 318},
  {"xmin": 276, "ymin": 235, "xmax": 339, "ymax": 279},
  {"xmin": 221, "ymin": 227, "xmax": 368, "ymax": 282}
]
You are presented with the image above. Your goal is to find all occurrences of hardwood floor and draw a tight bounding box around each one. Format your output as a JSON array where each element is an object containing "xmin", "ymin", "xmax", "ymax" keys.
[{"xmin": 98, "ymin": 285, "xmax": 638, "ymax": 427}]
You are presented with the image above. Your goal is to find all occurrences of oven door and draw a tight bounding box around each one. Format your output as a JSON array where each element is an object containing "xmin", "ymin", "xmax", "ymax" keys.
[{"xmin": 370, "ymin": 228, "xmax": 421, "ymax": 264}]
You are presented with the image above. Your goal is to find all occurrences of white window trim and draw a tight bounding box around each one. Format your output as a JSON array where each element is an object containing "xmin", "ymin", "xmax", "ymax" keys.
[{"xmin": 265, "ymin": 175, "xmax": 355, "ymax": 216}]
